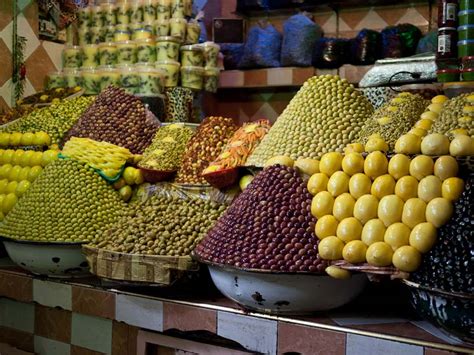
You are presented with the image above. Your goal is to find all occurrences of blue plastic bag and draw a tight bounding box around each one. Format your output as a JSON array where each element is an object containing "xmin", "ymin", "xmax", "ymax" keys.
[
  {"xmin": 220, "ymin": 43, "xmax": 244, "ymax": 70},
  {"xmin": 239, "ymin": 21, "xmax": 282, "ymax": 68},
  {"xmin": 281, "ymin": 14, "xmax": 322, "ymax": 67}
]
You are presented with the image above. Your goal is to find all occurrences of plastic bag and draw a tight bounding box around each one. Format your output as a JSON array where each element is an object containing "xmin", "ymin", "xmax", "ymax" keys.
[
  {"xmin": 239, "ymin": 21, "xmax": 282, "ymax": 68},
  {"xmin": 220, "ymin": 43, "xmax": 244, "ymax": 70},
  {"xmin": 281, "ymin": 13, "xmax": 322, "ymax": 67},
  {"xmin": 416, "ymin": 30, "xmax": 437, "ymax": 54},
  {"xmin": 312, "ymin": 38, "xmax": 350, "ymax": 69},
  {"xmin": 398, "ymin": 23, "xmax": 422, "ymax": 56},
  {"xmin": 381, "ymin": 26, "xmax": 402, "ymax": 58},
  {"xmin": 351, "ymin": 29, "xmax": 382, "ymax": 65}
]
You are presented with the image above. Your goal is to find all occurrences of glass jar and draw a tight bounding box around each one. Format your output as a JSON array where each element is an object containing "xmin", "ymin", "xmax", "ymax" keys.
[
  {"xmin": 64, "ymin": 68, "xmax": 83, "ymax": 88},
  {"xmin": 180, "ymin": 44, "xmax": 203, "ymax": 66},
  {"xmin": 203, "ymin": 66, "xmax": 219, "ymax": 93},
  {"xmin": 115, "ymin": 2, "xmax": 131, "ymax": 25},
  {"xmin": 180, "ymin": 66, "xmax": 204, "ymax": 90},
  {"xmin": 99, "ymin": 66, "xmax": 121, "ymax": 90},
  {"xmin": 63, "ymin": 45, "xmax": 82, "ymax": 68},
  {"xmin": 143, "ymin": 0, "xmax": 157, "ymax": 22},
  {"xmin": 156, "ymin": 0, "xmax": 171, "ymax": 21},
  {"xmin": 185, "ymin": 21, "xmax": 200, "ymax": 44},
  {"xmin": 171, "ymin": 0, "xmax": 185, "ymax": 18},
  {"xmin": 103, "ymin": 25, "xmax": 116, "ymax": 42},
  {"xmin": 118, "ymin": 64, "xmax": 140, "ymax": 94},
  {"xmin": 136, "ymin": 65, "xmax": 165, "ymax": 94},
  {"xmin": 46, "ymin": 71, "xmax": 65, "ymax": 90},
  {"xmin": 154, "ymin": 19, "xmax": 169, "ymax": 36},
  {"xmin": 90, "ymin": 6, "xmax": 101, "ymax": 27},
  {"xmin": 136, "ymin": 38, "xmax": 157, "ymax": 63},
  {"xmin": 131, "ymin": 1, "xmax": 144, "ymax": 23},
  {"xmin": 78, "ymin": 27, "xmax": 91, "ymax": 46},
  {"xmin": 77, "ymin": 7, "xmax": 92, "ymax": 29},
  {"xmin": 438, "ymin": 0, "xmax": 458, "ymax": 28},
  {"xmin": 184, "ymin": 0, "xmax": 192, "ymax": 17},
  {"xmin": 156, "ymin": 36, "xmax": 181, "ymax": 61},
  {"xmin": 99, "ymin": 42, "xmax": 118, "ymax": 65},
  {"xmin": 156, "ymin": 60, "xmax": 180, "ymax": 87},
  {"xmin": 82, "ymin": 44, "xmax": 100, "ymax": 67},
  {"xmin": 201, "ymin": 41, "xmax": 220, "ymax": 67},
  {"xmin": 100, "ymin": 3, "xmax": 116, "ymax": 26},
  {"xmin": 114, "ymin": 27, "xmax": 131, "ymax": 42},
  {"xmin": 90, "ymin": 26, "xmax": 103, "ymax": 44},
  {"xmin": 116, "ymin": 40, "xmax": 137, "ymax": 64},
  {"xmin": 169, "ymin": 18, "xmax": 186, "ymax": 40},
  {"xmin": 81, "ymin": 67, "xmax": 101, "ymax": 94},
  {"xmin": 437, "ymin": 27, "xmax": 457, "ymax": 59},
  {"xmin": 132, "ymin": 27, "xmax": 153, "ymax": 40}
]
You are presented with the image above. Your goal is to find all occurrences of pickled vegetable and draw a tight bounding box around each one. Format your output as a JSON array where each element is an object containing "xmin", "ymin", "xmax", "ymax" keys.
[
  {"xmin": 156, "ymin": 36, "xmax": 180, "ymax": 61},
  {"xmin": 136, "ymin": 38, "xmax": 156, "ymax": 63},
  {"xmin": 132, "ymin": 28, "xmax": 153, "ymax": 40},
  {"xmin": 99, "ymin": 66, "xmax": 120, "ymax": 90},
  {"xmin": 180, "ymin": 66, "xmax": 204, "ymax": 90},
  {"xmin": 155, "ymin": 20, "xmax": 170, "ymax": 36},
  {"xmin": 169, "ymin": 18, "xmax": 186, "ymax": 40},
  {"xmin": 82, "ymin": 44, "xmax": 99, "ymax": 67},
  {"xmin": 99, "ymin": 42, "xmax": 118, "ymax": 66},
  {"xmin": 64, "ymin": 68, "xmax": 82, "ymax": 88},
  {"xmin": 201, "ymin": 41, "xmax": 220, "ymax": 67},
  {"xmin": 186, "ymin": 21, "xmax": 200, "ymax": 44},
  {"xmin": 115, "ymin": 3, "xmax": 130, "ymax": 25},
  {"xmin": 156, "ymin": 60, "xmax": 180, "ymax": 87},
  {"xmin": 77, "ymin": 7, "xmax": 92, "ymax": 28},
  {"xmin": 81, "ymin": 67, "xmax": 101, "ymax": 95},
  {"xmin": 116, "ymin": 40, "xmax": 137, "ymax": 65},
  {"xmin": 103, "ymin": 25, "xmax": 116, "ymax": 43},
  {"xmin": 157, "ymin": 0, "xmax": 171, "ymax": 21},
  {"xmin": 90, "ymin": 26, "xmax": 102, "ymax": 44},
  {"xmin": 180, "ymin": 44, "xmax": 204, "ymax": 66},
  {"xmin": 143, "ymin": 0, "xmax": 157, "ymax": 22},
  {"xmin": 118, "ymin": 64, "xmax": 140, "ymax": 94},
  {"xmin": 63, "ymin": 45, "xmax": 82, "ymax": 68},
  {"xmin": 203, "ymin": 66, "xmax": 219, "ymax": 93},
  {"xmin": 100, "ymin": 3, "xmax": 116, "ymax": 26},
  {"xmin": 131, "ymin": 2, "xmax": 144, "ymax": 23},
  {"xmin": 136, "ymin": 66, "xmax": 165, "ymax": 95},
  {"xmin": 171, "ymin": 0, "xmax": 185, "ymax": 18},
  {"xmin": 78, "ymin": 27, "xmax": 90, "ymax": 46},
  {"xmin": 114, "ymin": 28, "xmax": 130, "ymax": 42},
  {"xmin": 184, "ymin": 0, "xmax": 193, "ymax": 16},
  {"xmin": 46, "ymin": 71, "xmax": 65, "ymax": 90}
]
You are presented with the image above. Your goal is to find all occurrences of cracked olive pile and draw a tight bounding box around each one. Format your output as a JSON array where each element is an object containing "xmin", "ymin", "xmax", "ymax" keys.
[
  {"xmin": 357, "ymin": 93, "xmax": 429, "ymax": 150},
  {"xmin": 64, "ymin": 87, "xmax": 159, "ymax": 154},
  {"xmin": 0, "ymin": 96, "xmax": 94, "ymax": 145},
  {"xmin": 138, "ymin": 124, "xmax": 194, "ymax": 171},
  {"xmin": 195, "ymin": 165, "xmax": 328, "ymax": 273},
  {"xmin": 90, "ymin": 194, "xmax": 227, "ymax": 256},
  {"xmin": 411, "ymin": 174, "xmax": 473, "ymax": 294},
  {"xmin": 175, "ymin": 116, "xmax": 237, "ymax": 184},
  {"xmin": 246, "ymin": 75, "xmax": 373, "ymax": 166},
  {"xmin": 0, "ymin": 159, "xmax": 127, "ymax": 243},
  {"xmin": 430, "ymin": 93, "xmax": 474, "ymax": 137}
]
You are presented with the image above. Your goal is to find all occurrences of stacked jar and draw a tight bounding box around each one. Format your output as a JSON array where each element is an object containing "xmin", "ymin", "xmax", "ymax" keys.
[
  {"xmin": 437, "ymin": 0, "xmax": 459, "ymax": 82},
  {"xmin": 459, "ymin": 0, "xmax": 474, "ymax": 80}
]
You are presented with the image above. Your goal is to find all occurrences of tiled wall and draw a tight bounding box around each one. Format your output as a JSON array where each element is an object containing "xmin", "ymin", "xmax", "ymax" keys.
[{"xmin": 0, "ymin": 0, "xmax": 63, "ymax": 112}]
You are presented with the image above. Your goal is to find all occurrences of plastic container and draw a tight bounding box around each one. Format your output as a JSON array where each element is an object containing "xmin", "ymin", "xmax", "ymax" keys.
[
  {"xmin": 156, "ymin": 36, "xmax": 181, "ymax": 61},
  {"xmin": 136, "ymin": 38, "xmax": 157, "ymax": 63},
  {"xmin": 437, "ymin": 27, "xmax": 457, "ymax": 58},
  {"xmin": 103, "ymin": 25, "xmax": 116, "ymax": 42},
  {"xmin": 169, "ymin": 18, "xmax": 186, "ymax": 40},
  {"xmin": 180, "ymin": 44, "xmax": 204, "ymax": 66},
  {"xmin": 143, "ymin": 21, "xmax": 155, "ymax": 33},
  {"xmin": 116, "ymin": 40, "xmax": 137, "ymax": 64},
  {"xmin": 99, "ymin": 42, "xmax": 118, "ymax": 65},
  {"xmin": 132, "ymin": 27, "xmax": 153, "ymax": 40},
  {"xmin": 155, "ymin": 20, "xmax": 170, "ymax": 36},
  {"xmin": 458, "ymin": 25, "xmax": 474, "ymax": 40},
  {"xmin": 460, "ymin": 0, "xmax": 474, "ymax": 10},
  {"xmin": 90, "ymin": 26, "xmax": 102, "ymax": 44},
  {"xmin": 64, "ymin": 68, "xmax": 83, "ymax": 88},
  {"xmin": 143, "ymin": 0, "xmax": 157, "ymax": 22},
  {"xmin": 81, "ymin": 67, "xmax": 101, "ymax": 94},
  {"xmin": 100, "ymin": 3, "xmax": 116, "ymax": 26},
  {"xmin": 180, "ymin": 66, "xmax": 204, "ymax": 90},
  {"xmin": 131, "ymin": 1, "xmax": 144, "ymax": 23},
  {"xmin": 136, "ymin": 65, "xmax": 166, "ymax": 94},
  {"xmin": 186, "ymin": 21, "xmax": 200, "ymax": 44},
  {"xmin": 91, "ymin": 6, "xmax": 101, "ymax": 27},
  {"xmin": 63, "ymin": 45, "xmax": 82, "ymax": 68},
  {"xmin": 77, "ymin": 7, "xmax": 92, "ymax": 28},
  {"xmin": 201, "ymin": 41, "xmax": 220, "ymax": 67},
  {"xmin": 156, "ymin": 60, "xmax": 180, "ymax": 86},
  {"xmin": 459, "ymin": 10, "xmax": 474, "ymax": 26},
  {"xmin": 458, "ymin": 39, "xmax": 474, "ymax": 56},
  {"xmin": 157, "ymin": 0, "xmax": 171, "ymax": 20},
  {"xmin": 171, "ymin": 0, "xmax": 185, "ymax": 18},
  {"xmin": 184, "ymin": 0, "xmax": 192, "ymax": 16},
  {"xmin": 78, "ymin": 27, "xmax": 90, "ymax": 46},
  {"xmin": 99, "ymin": 66, "xmax": 121, "ymax": 90},
  {"xmin": 114, "ymin": 28, "xmax": 131, "ymax": 42},
  {"xmin": 129, "ymin": 22, "xmax": 143, "ymax": 33},
  {"xmin": 82, "ymin": 44, "xmax": 99, "ymax": 67},
  {"xmin": 203, "ymin": 66, "xmax": 219, "ymax": 93},
  {"xmin": 46, "ymin": 71, "xmax": 65, "ymax": 90},
  {"xmin": 437, "ymin": 68, "xmax": 460, "ymax": 82},
  {"xmin": 115, "ymin": 3, "xmax": 130, "ymax": 25},
  {"xmin": 461, "ymin": 67, "xmax": 474, "ymax": 80},
  {"xmin": 438, "ymin": 0, "xmax": 458, "ymax": 27},
  {"xmin": 462, "ymin": 55, "xmax": 474, "ymax": 68},
  {"xmin": 118, "ymin": 64, "xmax": 140, "ymax": 94}
]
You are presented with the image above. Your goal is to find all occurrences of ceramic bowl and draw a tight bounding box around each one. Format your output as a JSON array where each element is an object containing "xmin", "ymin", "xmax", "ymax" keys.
[{"xmin": 3, "ymin": 239, "xmax": 90, "ymax": 278}]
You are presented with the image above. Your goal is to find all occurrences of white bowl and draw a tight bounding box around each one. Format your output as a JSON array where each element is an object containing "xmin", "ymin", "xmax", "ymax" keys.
[
  {"xmin": 3, "ymin": 240, "xmax": 90, "ymax": 278},
  {"xmin": 208, "ymin": 264, "xmax": 367, "ymax": 315}
]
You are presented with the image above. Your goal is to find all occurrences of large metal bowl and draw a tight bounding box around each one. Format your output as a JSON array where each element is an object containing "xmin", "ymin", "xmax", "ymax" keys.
[
  {"xmin": 2, "ymin": 239, "xmax": 90, "ymax": 278},
  {"xmin": 208, "ymin": 264, "xmax": 367, "ymax": 315}
]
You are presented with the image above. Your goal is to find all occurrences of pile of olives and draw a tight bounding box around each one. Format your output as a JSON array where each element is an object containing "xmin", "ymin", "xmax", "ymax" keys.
[
  {"xmin": 246, "ymin": 75, "xmax": 374, "ymax": 166},
  {"xmin": 195, "ymin": 165, "xmax": 328, "ymax": 273},
  {"xmin": 64, "ymin": 87, "xmax": 159, "ymax": 154},
  {"xmin": 430, "ymin": 93, "xmax": 474, "ymax": 137},
  {"xmin": 90, "ymin": 193, "xmax": 227, "ymax": 256},
  {"xmin": 0, "ymin": 160, "xmax": 127, "ymax": 243},
  {"xmin": 1, "ymin": 96, "xmax": 94, "ymax": 145}
]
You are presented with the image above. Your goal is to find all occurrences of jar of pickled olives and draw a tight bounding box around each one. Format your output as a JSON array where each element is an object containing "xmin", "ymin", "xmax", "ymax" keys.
[
  {"xmin": 180, "ymin": 66, "xmax": 204, "ymax": 90},
  {"xmin": 131, "ymin": 1, "xmax": 144, "ymax": 23},
  {"xmin": 99, "ymin": 42, "xmax": 118, "ymax": 65},
  {"xmin": 186, "ymin": 21, "xmax": 200, "ymax": 44},
  {"xmin": 63, "ymin": 45, "xmax": 82, "ymax": 68},
  {"xmin": 118, "ymin": 64, "xmax": 140, "ymax": 94},
  {"xmin": 201, "ymin": 41, "xmax": 220, "ymax": 67},
  {"xmin": 203, "ymin": 66, "xmax": 219, "ymax": 93},
  {"xmin": 136, "ymin": 38, "xmax": 156, "ymax": 63},
  {"xmin": 171, "ymin": 0, "xmax": 185, "ymax": 18},
  {"xmin": 46, "ymin": 71, "xmax": 65, "ymax": 90},
  {"xmin": 90, "ymin": 26, "xmax": 102, "ymax": 44},
  {"xmin": 169, "ymin": 18, "xmax": 186, "ymax": 40},
  {"xmin": 156, "ymin": 36, "xmax": 181, "ymax": 61},
  {"xmin": 157, "ymin": 0, "xmax": 171, "ymax": 20},
  {"xmin": 143, "ymin": 0, "xmax": 157, "ymax": 22},
  {"xmin": 103, "ymin": 25, "xmax": 116, "ymax": 42},
  {"xmin": 132, "ymin": 27, "xmax": 153, "ymax": 40},
  {"xmin": 82, "ymin": 44, "xmax": 100, "ymax": 67},
  {"xmin": 156, "ymin": 60, "xmax": 180, "ymax": 87},
  {"xmin": 180, "ymin": 44, "xmax": 203, "ymax": 66},
  {"xmin": 78, "ymin": 27, "xmax": 91, "ymax": 46},
  {"xmin": 115, "ymin": 2, "xmax": 131, "ymax": 25},
  {"xmin": 100, "ymin": 3, "xmax": 116, "ymax": 26},
  {"xmin": 116, "ymin": 40, "xmax": 137, "ymax": 64},
  {"xmin": 154, "ymin": 19, "xmax": 169, "ymax": 36},
  {"xmin": 136, "ymin": 65, "xmax": 166, "ymax": 95},
  {"xmin": 114, "ymin": 27, "xmax": 131, "ymax": 42},
  {"xmin": 64, "ymin": 68, "xmax": 83, "ymax": 88},
  {"xmin": 81, "ymin": 67, "xmax": 101, "ymax": 94},
  {"xmin": 99, "ymin": 65, "xmax": 121, "ymax": 90}
]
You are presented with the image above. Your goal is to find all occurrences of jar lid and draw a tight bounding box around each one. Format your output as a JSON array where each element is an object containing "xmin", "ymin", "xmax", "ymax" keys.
[
  {"xmin": 155, "ymin": 60, "xmax": 180, "ymax": 66},
  {"xmin": 169, "ymin": 18, "xmax": 187, "ymax": 23},
  {"xmin": 157, "ymin": 36, "xmax": 180, "ymax": 43},
  {"xmin": 204, "ymin": 66, "xmax": 220, "ymax": 75},
  {"xmin": 63, "ymin": 68, "xmax": 81, "ymax": 73},
  {"xmin": 65, "ymin": 45, "xmax": 81, "ymax": 49},
  {"xmin": 98, "ymin": 65, "xmax": 117, "ymax": 70},
  {"xmin": 48, "ymin": 70, "xmax": 64, "ymax": 75},
  {"xmin": 135, "ymin": 62, "xmax": 155, "ymax": 67},
  {"xmin": 458, "ymin": 25, "xmax": 474, "ymax": 30},
  {"xmin": 461, "ymin": 68, "xmax": 474, "ymax": 72},
  {"xmin": 458, "ymin": 40, "xmax": 474, "ymax": 44},
  {"xmin": 437, "ymin": 69, "xmax": 461, "ymax": 74},
  {"xmin": 180, "ymin": 44, "xmax": 203, "ymax": 52},
  {"xmin": 116, "ymin": 24, "xmax": 130, "ymax": 30},
  {"xmin": 99, "ymin": 42, "xmax": 117, "ymax": 47},
  {"xmin": 181, "ymin": 66, "xmax": 205, "ymax": 73},
  {"xmin": 134, "ymin": 27, "xmax": 153, "ymax": 32},
  {"xmin": 82, "ymin": 43, "xmax": 98, "ymax": 48},
  {"xmin": 154, "ymin": 19, "xmax": 169, "ymax": 24},
  {"xmin": 80, "ymin": 67, "xmax": 98, "ymax": 72},
  {"xmin": 135, "ymin": 37, "xmax": 155, "ymax": 44},
  {"xmin": 459, "ymin": 10, "xmax": 474, "ymax": 15},
  {"xmin": 438, "ymin": 27, "xmax": 457, "ymax": 31},
  {"xmin": 116, "ymin": 40, "xmax": 135, "ymax": 45},
  {"xmin": 201, "ymin": 41, "xmax": 220, "ymax": 50},
  {"xmin": 115, "ymin": 29, "xmax": 130, "ymax": 34}
]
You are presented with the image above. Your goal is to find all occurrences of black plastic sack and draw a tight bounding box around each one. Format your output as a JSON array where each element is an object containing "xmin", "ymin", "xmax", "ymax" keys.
[
  {"xmin": 312, "ymin": 38, "xmax": 350, "ymax": 69},
  {"xmin": 398, "ymin": 23, "xmax": 422, "ymax": 57},
  {"xmin": 238, "ymin": 21, "xmax": 282, "ymax": 68},
  {"xmin": 351, "ymin": 29, "xmax": 382, "ymax": 65},
  {"xmin": 281, "ymin": 13, "xmax": 322, "ymax": 67},
  {"xmin": 220, "ymin": 43, "xmax": 244, "ymax": 70},
  {"xmin": 381, "ymin": 26, "xmax": 403, "ymax": 58}
]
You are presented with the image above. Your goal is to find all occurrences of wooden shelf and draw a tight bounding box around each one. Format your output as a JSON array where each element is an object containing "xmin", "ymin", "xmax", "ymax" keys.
[{"xmin": 218, "ymin": 65, "xmax": 373, "ymax": 89}]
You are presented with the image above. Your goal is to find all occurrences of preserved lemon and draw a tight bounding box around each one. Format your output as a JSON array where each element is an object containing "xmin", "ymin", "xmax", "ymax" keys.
[
  {"xmin": 344, "ymin": 143, "xmax": 364, "ymax": 154},
  {"xmin": 392, "ymin": 245, "xmax": 421, "ymax": 272},
  {"xmin": 408, "ymin": 127, "xmax": 427, "ymax": 137},
  {"xmin": 342, "ymin": 240, "xmax": 367, "ymax": 263},
  {"xmin": 315, "ymin": 215, "xmax": 338, "ymax": 240},
  {"xmin": 409, "ymin": 155, "xmax": 434, "ymax": 180},
  {"xmin": 388, "ymin": 154, "xmax": 411, "ymax": 180},
  {"xmin": 420, "ymin": 133, "xmax": 450, "ymax": 155},
  {"xmin": 318, "ymin": 236, "xmax": 344, "ymax": 260},
  {"xmin": 384, "ymin": 222, "xmax": 411, "ymax": 250},
  {"xmin": 327, "ymin": 171, "xmax": 350, "ymax": 197},
  {"xmin": 307, "ymin": 173, "xmax": 329, "ymax": 195},
  {"xmin": 295, "ymin": 158, "xmax": 320, "ymax": 176},
  {"xmin": 425, "ymin": 197, "xmax": 453, "ymax": 227},
  {"xmin": 409, "ymin": 222, "xmax": 437, "ymax": 253},
  {"xmin": 364, "ymin": 151, "xmax": 388, "ymax": 180},
  {"xmin": 342, "ymin": 153, "xmax": 364, "ymax": 176},
  {"xmin": 264, "ymin": 155, "xmax": 294, "ymax": 167},
  {"xmin": 353, "ymin": 194, "xmax": 378, "ymax": 224},
  {"xmin": 333, "ymin": 193, "xmax": 355, "ymax": 221},
  {"xmin": 420, "ymin": 111, "xmax": 438, "ymax": 121},
  {"xmin": 337, "ymin": 217, "xmax": 363, "ymax": 243},
  {"xmin": 319, "ymin": 152, "xmax": 343, "ymax": 176},
  {"xmin": 449, "ymin": 135, "xmax": 474, "ymax": 156},
  {"xmin": 349, "ymin": 173, "xmax": 372, "ymax": 199},
  {"xmin": 366, "ymin": 242, "xmax": 393, "ymax": 267},
  {"xmin": 365, "ymin": 137, "xmax": 389, "ymax": 153},
  {"xmin": 418, "ymin": 175, "xmax": 442, "ymax": 202},
  {"xmin": 378, "ymin": 194, "xmax": 404, "ymax": 226},
  {"xmin": 394, "ymin": 134, "xmax": 421, "ymax": 154},
  {"xmin": 434, "ymin": 156, "xmax": 458, "ymax": 181},
  {"xmin": 311, "ymin": 191, "xmax": 334, "ymax": 219},
  {"xmin": 431, "ymin": 95, "xmax": 448, "ymax": 104},
  {"xmin": 428, "ymin": 103, "xmax": 443, "ymax": 114},
  {"xmin": 415, "ymin": 119, "xmax": 433, "ymax": 131},
  {"xmin": 371, "ymin": 174, "xmax": 396, "ymax": 199},
  {"xmin": 442, "ymin": 177, "xmax": 464, "ymax": 201},
  {"xmin": 402, "ymin": 198, "xmax": 426, "ymax": 228},
  {"xmin": 361, "ymin": 219, "xmax": 386, "ymax": 246},
  {"xmin": 325, "ymin": 266, "xmax": 351, "ymax": 279},
  {"xmin": 395, "ymin": 175, "xmax": 419, "ymax": 201}
]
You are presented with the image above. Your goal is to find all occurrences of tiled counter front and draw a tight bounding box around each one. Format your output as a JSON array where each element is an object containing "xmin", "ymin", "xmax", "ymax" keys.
[{"xmin": 0, "ymin": 267, "xmax": 472, "ymax": 355}]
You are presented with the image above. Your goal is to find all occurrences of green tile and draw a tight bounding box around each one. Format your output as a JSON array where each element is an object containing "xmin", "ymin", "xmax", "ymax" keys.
[
  {"xmin": 35, "ymin": 335, "xmax": 71, "ymax": 355},
  {"xmin": 71, "ymin": 312, "xmax": 112, "ymax": 354},
  {"xmin": 0, "ymin": 297, "xmax": 34, "ymax": 333}
]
